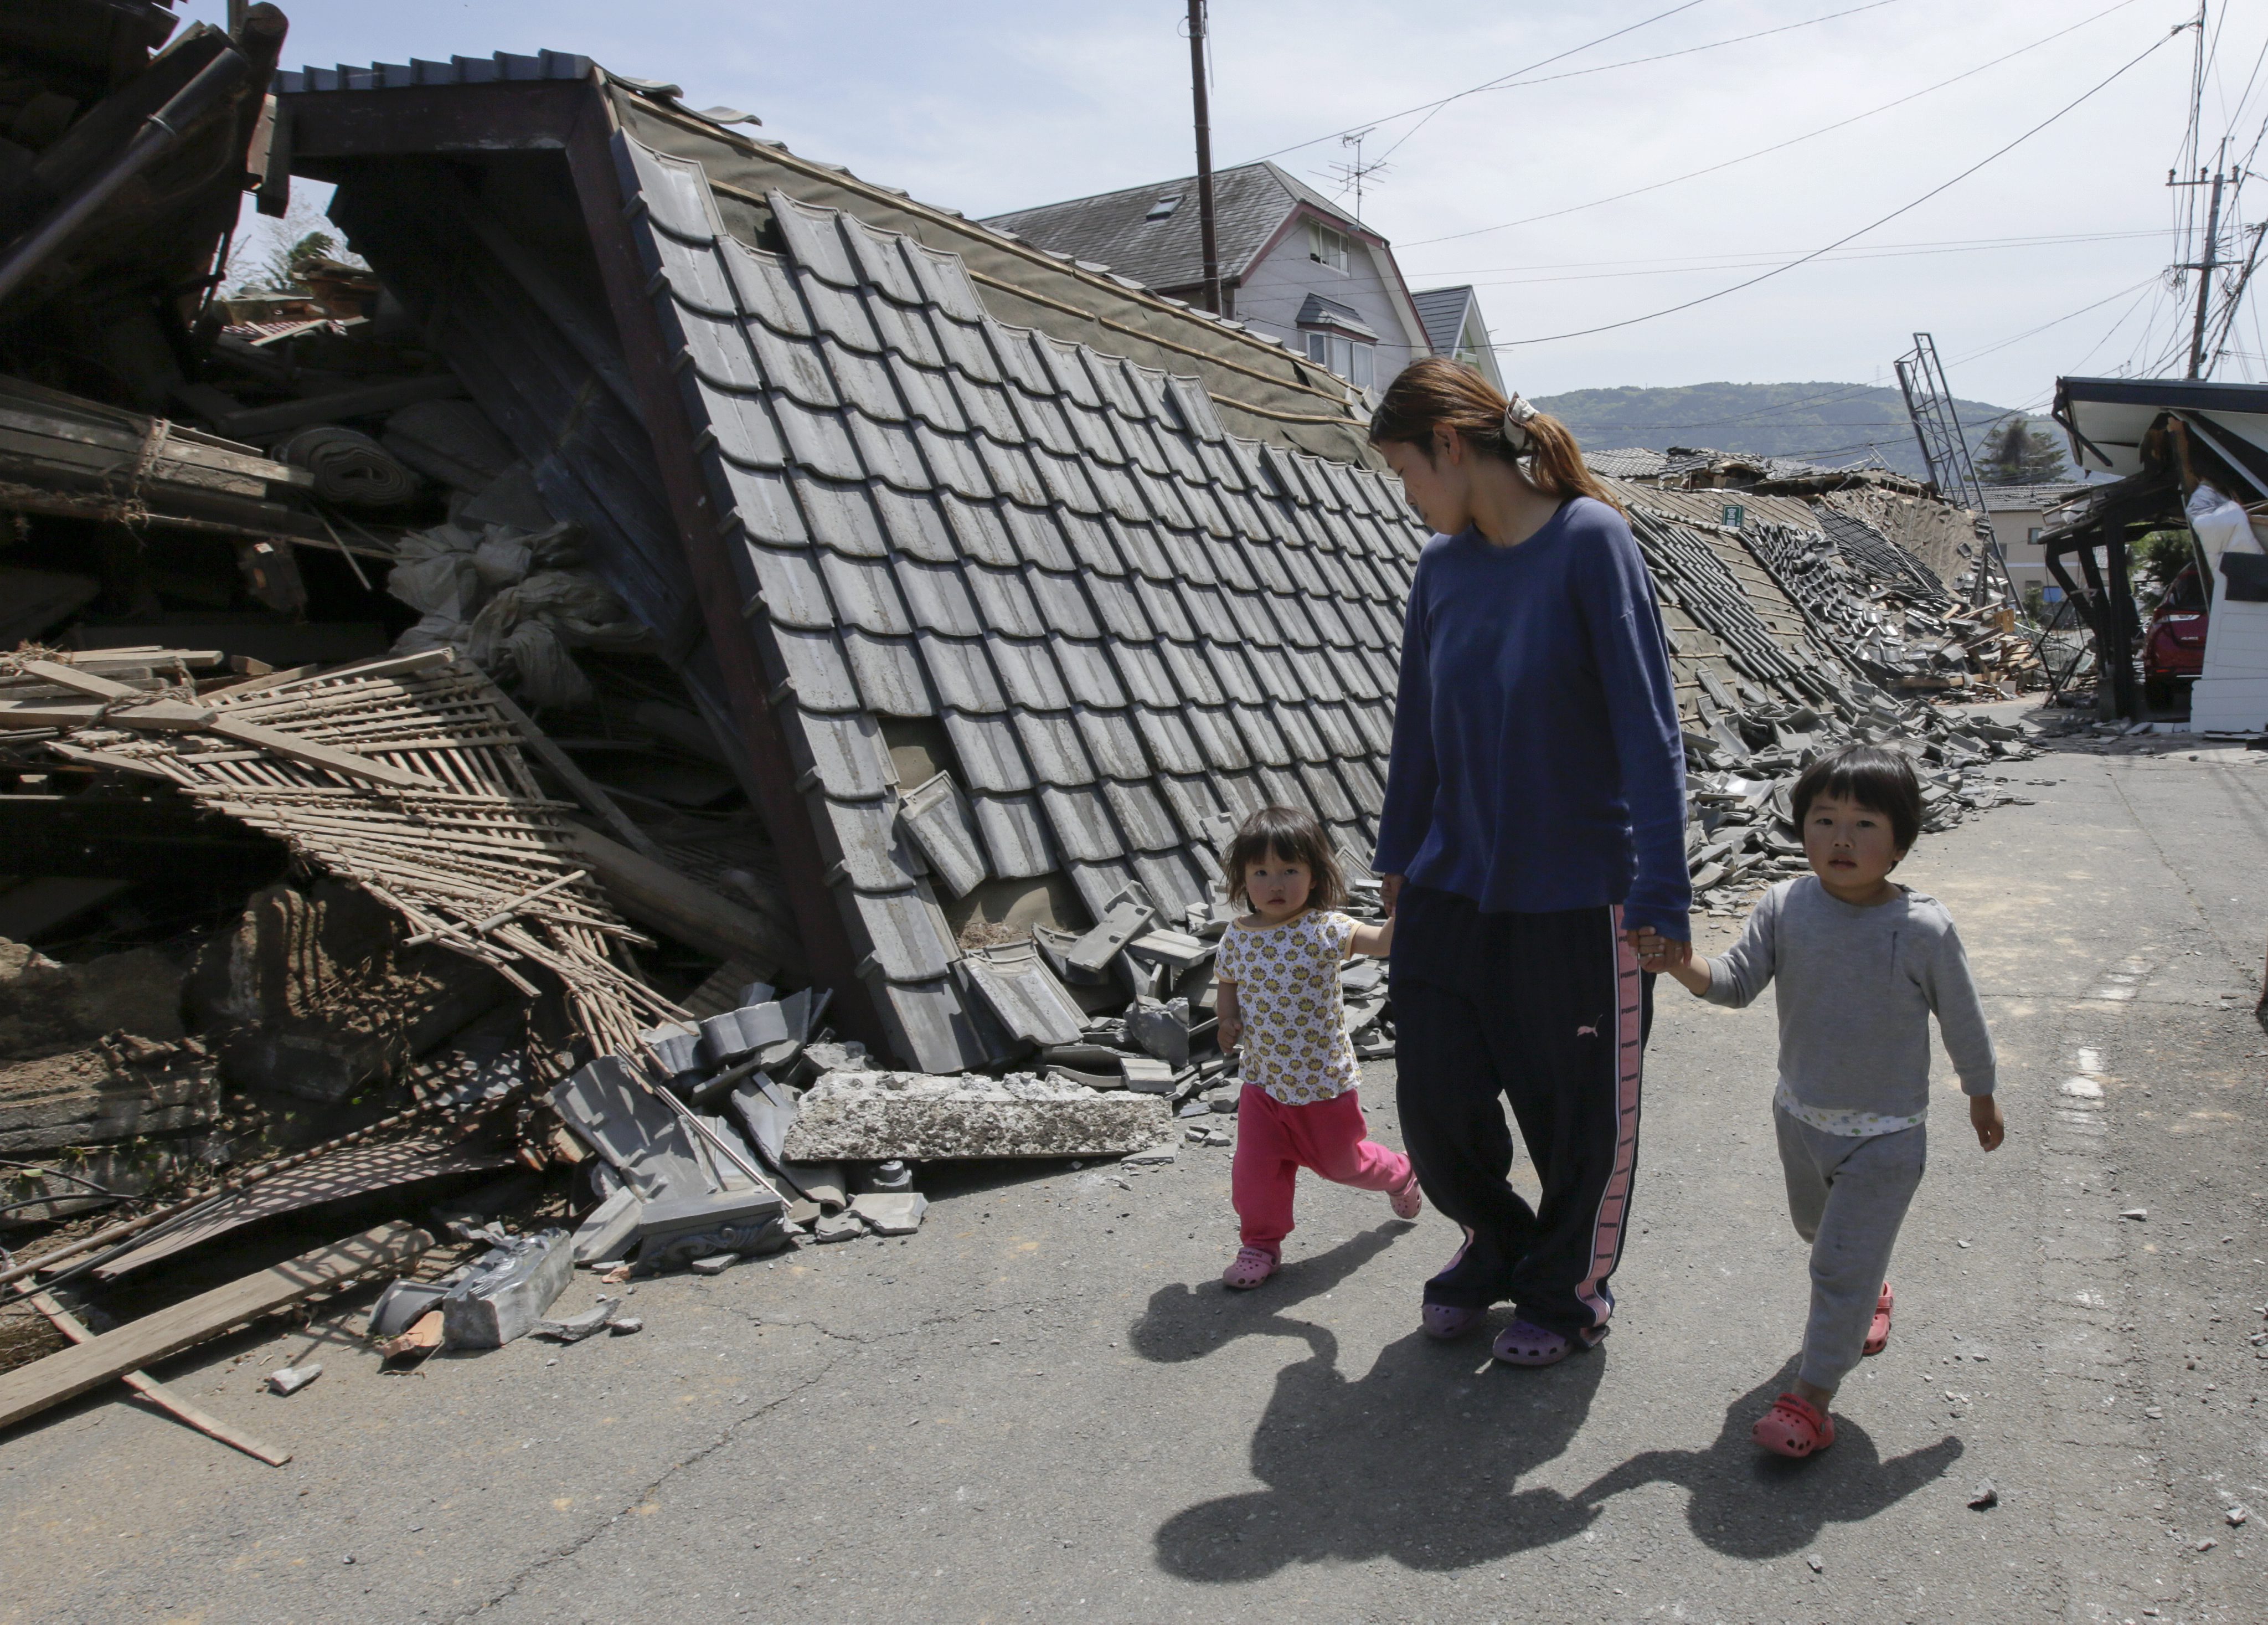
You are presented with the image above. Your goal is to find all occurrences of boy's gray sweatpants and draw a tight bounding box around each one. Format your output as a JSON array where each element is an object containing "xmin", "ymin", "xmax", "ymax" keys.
[{"xmin": 1774, "ymin": 1107, "xmax": 1926, "ymax": 1390}]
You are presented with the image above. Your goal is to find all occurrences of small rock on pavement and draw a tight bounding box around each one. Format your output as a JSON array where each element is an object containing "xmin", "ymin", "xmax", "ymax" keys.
[
  {"xmin": 2121, "ymin": 1208, "xmax": 2149, "ymax": 1221},
  {"xmin": 1967, "ymin": 1479, "xmax": 1998, "ymax": 1510},
  {"xmin": 267, "ymin": 1364, "xmax": 322, "ymax": 1396},
  {"xmin": 2197, "ymin": 1538, "xmax": 2219, "ymax": 1552},
  {"xmin": 1203, "ymin": 1128, "xmax": 1230, "ymax": 1146},
  {"xmin": 1804, "ymin": 1553, "xmax": 1823, "ymax": 1573},
  {"xmin": 850, "ymin": 1192, "xmax": 928, "ymax": 1235},
  {"xmin": 2229, "ymin": 1505, "xmax": 2250, "ymax": 1527},
  {"xmin": 812, "ymin": 1212, "xmax": 865, "ymax": 1243},
  {"xmin": 1123, "ymin": 1144, "xmax": 1176, "ymax": 1165},
  {"xmin": 690, "ymin": 1252, "xmax": 740, "ymax": 1276},
  {"xmin": 609, "ymin": 1316, "xmax": 642, "ymax": 1335}
]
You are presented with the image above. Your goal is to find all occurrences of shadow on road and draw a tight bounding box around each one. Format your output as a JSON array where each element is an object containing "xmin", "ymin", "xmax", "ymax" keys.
[
  {"xmin": 1573, "ymin": 1358, "xmax": 1966, "ymax": 1560},
  {"xmin": 1129, "ymin": 1232, "xmax": 1962, "ymax": 1581}
]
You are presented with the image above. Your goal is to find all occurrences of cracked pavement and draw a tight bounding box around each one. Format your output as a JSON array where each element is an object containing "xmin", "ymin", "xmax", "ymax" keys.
[{"xmin": 2, "ymin": 707, "xmax": 2265, "ymax": 1624}]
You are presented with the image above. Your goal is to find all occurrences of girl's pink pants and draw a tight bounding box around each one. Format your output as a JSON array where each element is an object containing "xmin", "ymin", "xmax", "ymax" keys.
[{"xmin": 1231, "ymin": 1083, "xmax": 1413, "ymax": 1257}]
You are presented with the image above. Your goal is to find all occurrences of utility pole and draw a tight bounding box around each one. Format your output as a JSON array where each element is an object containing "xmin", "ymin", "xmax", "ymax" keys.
[
  {"xmin": 1187, "ymin": 0, "xmax": 1222, "ymax": 316},
  {"xmin": 2174, "ymin": 148, "xmax": 2229, "ymax": 378}
]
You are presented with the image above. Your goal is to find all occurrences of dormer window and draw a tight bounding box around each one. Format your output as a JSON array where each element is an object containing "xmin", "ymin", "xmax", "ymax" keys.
[
  {"xmin": 1145, "ymin": 194, "xmax": 1183, "ymax": 221},
  {"xmin": 1308, "ymin": 222, "xmax": 1349, "ymax": 272}
]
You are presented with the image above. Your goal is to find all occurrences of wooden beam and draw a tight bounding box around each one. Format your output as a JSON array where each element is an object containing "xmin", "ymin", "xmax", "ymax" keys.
[
  {"xmin": 23, "ymin": 1290, "xmax": 291, "ymax": 1467},
  {"xmin": 484, "ymin": 681, "xmax": 666, "ymax": 862},
  {"xmin": 564, "ymin": 824, "xmax": 801, "ymax": 976},
  {"xmin": 0, "ymin": 1222, "xmax": 431, "ymax": 1433}
]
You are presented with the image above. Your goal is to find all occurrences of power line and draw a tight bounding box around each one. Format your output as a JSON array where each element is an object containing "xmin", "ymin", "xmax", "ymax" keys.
[
  {"xmin": 1244, "ymin": 2, "xmax": 1714, "ymax": 166},
  {"xmin": 1418, "ymin": 225, "xmax": 2169, "ymax": 279},
  {"xmin": 1403, "ymin": 0, "xmax": 2144, "ymax": 251},
  {"xmin": 1437, "ymin": 228, "xmax": 2173, "ymax": 290},
  {"xmin": 1492, "ymin": 28, "xmax": 2181, "ymax": 350}
]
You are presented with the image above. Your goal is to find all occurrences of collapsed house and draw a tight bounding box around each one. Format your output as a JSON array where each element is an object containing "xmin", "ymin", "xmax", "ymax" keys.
[{"xmin": 0, "ymin": 15, "xmax": 2055, "ymax": 1451}]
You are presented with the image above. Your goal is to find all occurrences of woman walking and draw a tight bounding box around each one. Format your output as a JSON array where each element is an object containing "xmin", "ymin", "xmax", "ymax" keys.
[{"xmin": 1370, "ymin": 359, "xmax": 1689, "ymax": 1367}]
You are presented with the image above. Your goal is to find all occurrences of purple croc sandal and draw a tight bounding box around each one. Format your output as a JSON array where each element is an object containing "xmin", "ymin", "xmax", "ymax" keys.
[
  {"xmin": 1491, "ymin": 1319, "xmax": 1584, "ymax": 1367},
  {"xmin": 1421, "ymin": 1227, "xmax": 1487, "ymax": 1339}
]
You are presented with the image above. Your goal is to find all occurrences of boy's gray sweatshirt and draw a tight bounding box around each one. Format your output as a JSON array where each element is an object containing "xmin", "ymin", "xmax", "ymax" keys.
[{"xmin": 1704, "ymin": 876, "xmax": 1996, "ymax": 1115}]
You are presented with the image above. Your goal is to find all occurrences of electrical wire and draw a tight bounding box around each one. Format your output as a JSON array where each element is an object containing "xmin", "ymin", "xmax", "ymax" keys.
[
  {"xmin": 1419, "ymin": 225, "xmax": 2170, "ymax": 280},
  {"xmin": 1491, "ymin": 29, "xmax": 2180, "ymax": 350},
  {"xmin": 1403, "ymin": 0, "xmax": 2145, "ymax": 251},
  {"xmin": 1244, "ymin": 2, "xmax": 1714, "ymax": 165},
  {"xmin": 1437, "ymin": 229, "xmax": 2173, "ymax": 290}
]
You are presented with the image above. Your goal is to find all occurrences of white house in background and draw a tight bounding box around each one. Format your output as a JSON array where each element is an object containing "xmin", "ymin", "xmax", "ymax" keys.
[
  {"xmin": 981, "ymin": 162, "xmax": 1431, "ymax": 400},
  {"xmin": 1982, "ymin": 482, "xmax": 2092, "ymax": 608},
  {"xmin": 1409, "ymin": 285, "xmax": 1502, "ymax": 392}
]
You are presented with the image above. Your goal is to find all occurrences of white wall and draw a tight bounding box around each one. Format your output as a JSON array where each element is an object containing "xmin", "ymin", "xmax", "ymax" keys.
[{"xmin": 1231, "ymin": 221, "xmax": 1424, "ymax": 393}]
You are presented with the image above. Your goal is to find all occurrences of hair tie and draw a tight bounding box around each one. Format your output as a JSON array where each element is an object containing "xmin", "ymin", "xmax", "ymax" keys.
[{"xmin": 1501, "ymin": 392, "xmax": 1538, "ymax": 452}]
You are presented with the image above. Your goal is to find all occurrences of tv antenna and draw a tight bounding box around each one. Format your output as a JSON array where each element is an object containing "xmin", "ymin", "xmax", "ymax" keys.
[{"xmin": 1323, "ymin": 126, "xmax": 1390, "ymax": 221}]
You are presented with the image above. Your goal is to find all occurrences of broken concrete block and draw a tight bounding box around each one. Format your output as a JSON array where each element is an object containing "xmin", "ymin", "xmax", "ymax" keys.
[
  {"xmin": 690, "ymin": 1252, "xmax": 740, "ymax": 1276},
  {"xmin": 267, "ymin": 1363, "xmax": 322, "ymax": 1396},
  {"xmin": 803, "ymin": 1040, "xmax": 871, "ymax": 1073},
  {"xmin": 1127, "ymin": 998, "xmax": 1190, "ymax": 1068},
  {"xmin": 1122, "ymin": 1144, "xmax": 1176, "ymax": 1165},
  {"xmin": 533, "ymin": 1300, "xmax": 620, "ymax": 1342},
  {"xmin": 782, "ymin": 1070, "xmax": 1172, "ymax": 1161},
  {"xmin": 441, "ymin": 1228, "xmax": 573, "ymax": 1349},
  {"xmin": 849, "ymin": 1192, "xmax": 927, "ymax": 1235},
  {"xmin": 812, "ymin": 1211, "xmax": 865, "ymax": 1243},
  {"xmin": 1119, "ymin": 1055, "xmax": 1176, "ymax": 1093},
  {"xmin": 609, "ymin": 1316, "xmax": 643, "ymax": 1335}
]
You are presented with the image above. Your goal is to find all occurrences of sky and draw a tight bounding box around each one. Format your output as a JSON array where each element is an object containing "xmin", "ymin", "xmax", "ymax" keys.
[{"xmin": 181, "ymin": 0, "xmax": 2268, "ymax": 420}]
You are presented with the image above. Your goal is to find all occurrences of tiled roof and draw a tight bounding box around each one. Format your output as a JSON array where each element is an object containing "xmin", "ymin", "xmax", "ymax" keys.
[
  {"xmin": 273, "ymin": 50, "xmax": 592, "ymax": 92},
  {"xmin": 1980, "ymin": 482, "xmax": 2090, "ymax": 512},
  {"xmin": 614, "ymin": 134, "xmax": 1426, "ymax": 1071},
  {"xmin": 977, "ymin": 161, "xmax": 1373, "ymax": 294},
  {"xmin": 1410, "ymin": 286, "xmax": 1473, "ymax": 356},
  {"xmin": 1584, "ymin": 447, "xmax": 1669, "ymax": 480}
]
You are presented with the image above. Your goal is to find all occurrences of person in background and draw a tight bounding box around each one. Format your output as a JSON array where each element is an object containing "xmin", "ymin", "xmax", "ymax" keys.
[
  {"xmin": 1634, "ymin": 743, "xmax": 2003, "ymax": 1458},
  {"xmin": 1214, "ymin": 805, "xmax": 1418, "ymax": 1291},
  {"xmin": 1369, "ymin": 358, "xmax": 1689, "ymax": 1368}
]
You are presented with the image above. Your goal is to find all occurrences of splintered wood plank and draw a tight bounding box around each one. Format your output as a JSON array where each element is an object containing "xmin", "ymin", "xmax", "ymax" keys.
[
  {"xmin": 0, "ymin": 1222, "xmax": 431, "ymax": 1433},
  {"xmin": 23, "ymin": 1292, "xmax": 291, "ymax": 1467}
]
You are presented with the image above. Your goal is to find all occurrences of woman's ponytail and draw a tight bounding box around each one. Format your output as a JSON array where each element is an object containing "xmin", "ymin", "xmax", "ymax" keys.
[{"xmin": 1369, "ymin": 357, "xmax": 1623, "ymax": 515}]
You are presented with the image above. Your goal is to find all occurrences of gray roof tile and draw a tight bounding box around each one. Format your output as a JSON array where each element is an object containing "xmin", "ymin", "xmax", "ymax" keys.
[
  {"xmin": 1230, "ymin": 705, "xmax": 1291, "ymax": 768},
  {"xmin": 849, "ymin": 887, "xmax": 958, "ymax": 980},
  {"xmin": 767, "ymin": 191, "xmax": 859, "ymax": 286},
  {"xmin": 1130, "ymin": 850, "xmax": 1210, "ymax": 916},
  {"xmin": 697, "ymin": 379, "xmax": 787, "ymax": 469},
  {"xmin": 931, "ymin": 311, "xmax": 1003, "ymax": 383},
  {"xmin": 970, "ymin": 791, "xmax": 1055, "ymax": 878},
  {"xmin": 873, "ymin": 975, "xmax": 985, "ymax": 1075},
  {"xmin": 715, "ymin": 461, "xmax": 806, "ymax": 544},
  {"xmin": 847, "ymin": 412, "xmax": 929, "ymax": 492},
  {"xmin": 899, "ymin": 770, "xmax": 989, "ymax": 897},
  {"xmin": 1156, "ymin": 637, "xmax": 1225, "ymax": 706},
  {"xmin": 1101, "ymin": 779, "xmax": 1179, "ymax": 852},
  {"xmin": 769, "ymin": 625, "xmax": 861, "ymax": 712},
  {"xmin": 989, "ymin": 636, "xmax": 1071, "ymax": 711},
  {"xmin": 818, "ymin": 549, "xmax": 913, "ymax": 635},
  {"xmin": 817, "ymin": 795, "xmax": 919, "ymax": 890},
  {"xmin": 915, "ymin": 632, "xmax": 1007, "ymax": 714},
  {"xmin": 741, "ymin": 541, "xmax": 833, "ymax": 629},
  {"xmin": 871, "ymin": 486, "xmax": 956, "ymax": 562},
  {"xmin": 1272, "ymin": 702, "xmax": 1330, "ymax": 764},
  {"xmin": 963, "ymin": 941, "xmax": 1084, "ymax": 1048},
  {"xmin": 1011, "ymin": 709, "xmax": 1096, "ymax": 786},
  {"xmin": 903, "ymin": 238, "xmax": 988, "ymax": 324},
  {"xmin": 1156, "ymin": 773, "xmax": 1229, "ymax": 845},
  {"xmin": 800, "ymin": 274, "xmax": 884, "ymax": 353},
  {"xmin": 1205, "ymin": 642, "xmax": 1265, "ymax": 706},
  {"xmin": 1024, "ymin": 567, "xmax": 1100, "ymax": 636},
  {"xmin": 867, "ymin": 295, "xmax": 947, "ymax": 371},
  {"xmin": 1111, "ymin": 639, "xmax": 1178, "ymax": 708},
  {"xmin": 842, "ymin": 629, "xmax": 929, "ymax": 715},
  {"xmin": 721, "ymin": 238, "xmax": 810, "ymax": 336},
  {"xmin": 1067, "ymin": 860, "xmax": 1141, "ymax": 922},
  {"xmin": 941, "ymin": 709, "xmax": 1032, "ymax": 793},
  {"xmin": 821, "ymin": 341, "xmax": 903, "ymax": 421},
  {"xmin": 894, "ymin": 558, "xmax": 983, "ymax": 636},
  {"xmin": 772, "ymin": 396, "xmax": 861, "ymax": 480},
  {"xmin": 1082, "ymin": 573, "xmax": 1151, "ymax": 643},
  {"xmin": 1184, "ymin": 704, "xmax": 1248, "ymax": 770},
  {"xmin": 1073, "ymin": 708, "xmax": 1148, "ymax": 780},
  {"xmin": 1038, "ymin": 784, "xmax": 1123, "ymax": 861},
  {"xmin": 941, "ymin": 495, "xmax": 1018, "ymax": 565},
  {"xmin": 976, "ymin": 439, "xmax": 1048, "ymax": 507},
  {"xmin": 1132, "ymin": 706, "xmax": 1205, "ymax": 774},
  {"xmin": 1053, "ymin": 637, "xmax": 1129, "ymax": 709},
  {"xmin": 793, "ymin": 708, "xmax": 896, "ymax": 799},
  {"xmin": 839, "ymin": 211, "xmax": 924, "ymax": 305}
]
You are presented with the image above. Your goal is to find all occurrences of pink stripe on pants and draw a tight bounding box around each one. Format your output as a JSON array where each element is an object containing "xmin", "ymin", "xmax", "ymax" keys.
[{"xmin": 1231, "ymin": 1084, "xmax": 1413, "ymax": 1258}]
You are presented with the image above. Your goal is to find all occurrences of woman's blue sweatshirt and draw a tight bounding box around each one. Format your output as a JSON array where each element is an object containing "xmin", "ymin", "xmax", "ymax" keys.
[{"xmin": 1373, "ymin": 496, "xmax": 1691, "ymax": 939}]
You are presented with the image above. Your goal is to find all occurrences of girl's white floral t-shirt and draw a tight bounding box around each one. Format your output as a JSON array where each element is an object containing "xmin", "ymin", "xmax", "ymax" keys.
[{"xmin": 1215, "ymin": 909, "xmax": 1361, "ymax": 1105}]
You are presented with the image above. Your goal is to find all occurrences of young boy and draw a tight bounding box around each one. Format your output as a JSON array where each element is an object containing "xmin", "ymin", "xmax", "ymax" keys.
[{"xmin": 1633, "ymin": 743, "xmax": 2004, "ymax": 1458}]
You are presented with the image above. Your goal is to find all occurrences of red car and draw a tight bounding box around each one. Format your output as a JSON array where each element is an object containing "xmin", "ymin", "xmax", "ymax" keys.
[{"xmin": 2143, "ymin": 563, "xmax": 2210, "ymax": 708}]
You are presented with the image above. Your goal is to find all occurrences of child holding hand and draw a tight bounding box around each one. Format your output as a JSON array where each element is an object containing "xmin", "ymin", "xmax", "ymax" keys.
[
  {"xmin": 1214, "ymin": 805, "xmax": 1421, "ymax": 1289},
  {"xmin": 1633, "ymin": 744, "xmax": 2003, "ymax": 1458}
]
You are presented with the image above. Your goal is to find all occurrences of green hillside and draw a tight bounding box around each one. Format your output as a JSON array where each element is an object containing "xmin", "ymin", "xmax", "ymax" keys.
[{"xmin": 1532, "ymin": 382, "xmax": 2027, "ymax": 481}]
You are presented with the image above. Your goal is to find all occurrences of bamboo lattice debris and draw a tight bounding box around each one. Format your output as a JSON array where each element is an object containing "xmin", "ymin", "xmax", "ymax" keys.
[{"xmin": 0, "ymin": 646, "xmax": 676, "ymax": 1056}]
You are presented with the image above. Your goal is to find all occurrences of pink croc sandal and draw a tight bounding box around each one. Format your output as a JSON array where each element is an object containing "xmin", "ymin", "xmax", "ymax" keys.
[
  {"xmin": 1753, "ymin": 1392, "xmax": 1836, "ymax": 1458},
  {"xmin": 1863, "ymin": 1282, "xmax": 1894, "ymax": 1356},
  {"xmin": 1491, "ymin": 1318, "xmax": 1579, "ymax": 1367},
  {"xmin": 1221, "ymin": 1246, "xmax": 1277, "ymax": 1290},
  {"xmin": 1389, "ymin": 1169, "xmax": 1424, "ymax": 1221}
]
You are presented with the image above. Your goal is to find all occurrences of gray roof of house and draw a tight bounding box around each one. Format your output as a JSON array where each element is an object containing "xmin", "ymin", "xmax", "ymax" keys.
[
  {"xmin": 617, "ymin": 135, "xmax": 1425, "ymax": 1071},
  {"xmin": 1981, "ymin": 482, "xmax": 2091, "ymax": 513},
  {"xmin": 274, "ymin": 50, "xmax": 592, "ymax": 92},
  {"xmin": 1294, "ymin": 294, "xmax": 1376, "ymax": 341},
  {"xmin": 1584, "ymin": 447, "xmax": 1669, "ymax": 480},
  {"xmin": 1410, "ymin": 286, "xmax": 1473, "ymax": 356},
  {"xmin": 978, "ymin": 161, "xmax": 1373, "ymax": 293}
]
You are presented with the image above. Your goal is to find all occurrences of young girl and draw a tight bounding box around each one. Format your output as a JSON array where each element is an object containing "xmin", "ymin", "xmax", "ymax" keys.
[
  {"xmin": 1213, "ymin": 805, "xmax": 1421, "ymax": 1289},
  {"xmin": 1634, "ymin": 744, "xmax": 2004, "ymax": 1458}
]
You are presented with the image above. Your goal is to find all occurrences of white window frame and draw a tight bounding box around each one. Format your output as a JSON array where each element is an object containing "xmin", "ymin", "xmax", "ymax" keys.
[
  {"xmin": 1308, "ymin": 221, "xmax": 1350, "ymax": 273},
  {"xmin": 1305, "ymin": 328, "xmax": 1376, "ymax": 389}
]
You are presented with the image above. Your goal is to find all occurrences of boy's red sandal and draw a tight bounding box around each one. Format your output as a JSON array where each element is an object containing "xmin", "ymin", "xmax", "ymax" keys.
[
  {"xmin": 1863, "ymin": 1281, "xmax": 1894, "ymax": 1356},
  {"xmin": 1753, "ymin": 1392, "xmax": 1836, "ymax": 1458}
]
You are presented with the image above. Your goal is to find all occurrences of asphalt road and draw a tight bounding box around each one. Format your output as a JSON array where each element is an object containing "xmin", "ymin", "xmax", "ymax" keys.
[{"xmin": 2, "ymin": 708, "xmax": 2265, "ymax": 1625}]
